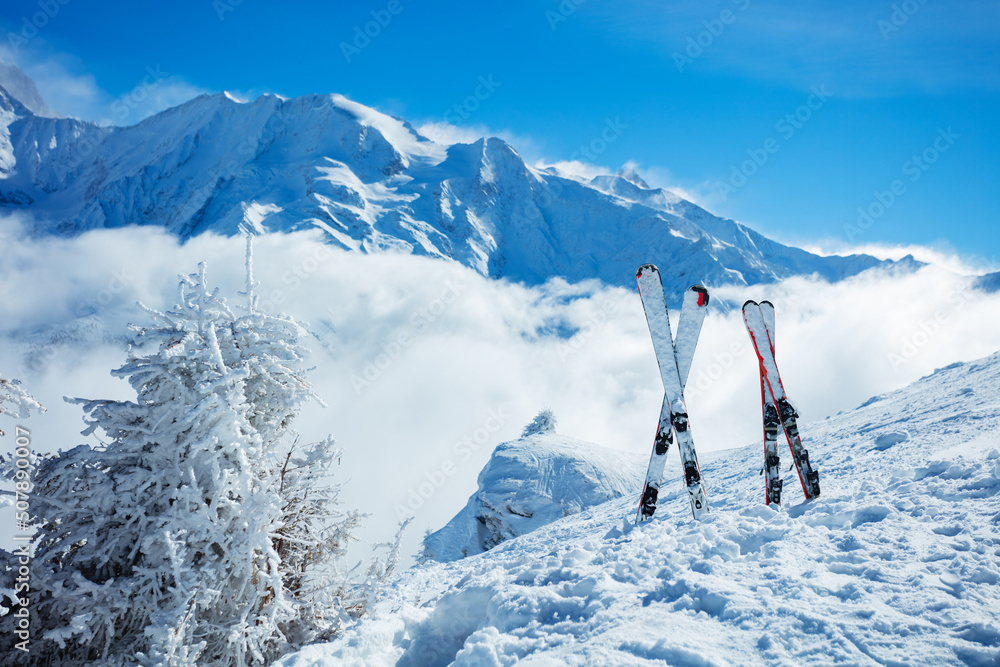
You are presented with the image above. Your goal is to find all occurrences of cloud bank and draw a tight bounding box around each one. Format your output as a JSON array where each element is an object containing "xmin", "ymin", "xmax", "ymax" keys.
[{"xmin": 2, "ymin": 220, "xmax": 999, "ymax": 560}]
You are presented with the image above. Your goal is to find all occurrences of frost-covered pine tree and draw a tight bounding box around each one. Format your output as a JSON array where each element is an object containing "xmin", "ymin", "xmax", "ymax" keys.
[
  {"xmin": 3, "ymin": 241, "xmax": 362, "ymax": 666},
  {"xmin": 521, "ymin": 409, "xmax": 557, "ymax": 437}
]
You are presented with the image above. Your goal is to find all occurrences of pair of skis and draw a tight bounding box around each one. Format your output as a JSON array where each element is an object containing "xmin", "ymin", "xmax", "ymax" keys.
[
  {"xmin": 743, "ymin": 301, "xmax": 821, "ymax": 504},
  {"xmin": 635, "ymin": 265, "xmax": 710, "ymax": 522},
  {"xmin": 634, "ymin": 274, "xmax": 821, "ymax": 519}
]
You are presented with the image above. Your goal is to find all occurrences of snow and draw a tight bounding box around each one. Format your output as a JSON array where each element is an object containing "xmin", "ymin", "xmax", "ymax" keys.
[
  {"xmin": 874, "ymin": 431, "xmax": 910, "ymax": 451},
  {"xmin": 278, "ymin": 351, "xmax": 1000, "ymax": 666},
  {"xmin": 0, "ymin": 83, "xmax": 904, "ymax": 297},
  {"xmin": 241, "ymin": 201, "xmax": 283, "ymax": 234}
]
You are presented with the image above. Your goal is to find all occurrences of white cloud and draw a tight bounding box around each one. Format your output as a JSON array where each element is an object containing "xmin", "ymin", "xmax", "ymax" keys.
[
  {"xmin": 0, "ymin": 223, "xmax": 650, "ymax": 561},
  {"xmin": 17, "ymin": 54, "xmax": 103, "ymax": 119},
  {"xmin": 415, "ymin": 120, "xmax": 540, "ymax": 156},
  {"xmin": 800, "ymin": 240, "xmax": 998, "ymax": 275},
  {"xmin": 619, "ymin": 160, "xmax": 715, "ymax": 207},
  {"xmin": 101, "ymin": 76, "xmax": 212, "ymax": 128},
  {"xmin": 416, "ymin": 120, "xmax": 489, "ymax": 145},
  {"xmin": 0, "ymin": 47, "xmax": 209, "ymax": 124},
  {"xmin": 5, "ymin": 221, "xmax": 1000, "ymax": 563},
  {"xmin": 684, "ymin": 264, "xmax": 1000, "ymax": 466},
  {"xmin": 535, "ymin": 159, "xmax": 610, "ymax": 181}
]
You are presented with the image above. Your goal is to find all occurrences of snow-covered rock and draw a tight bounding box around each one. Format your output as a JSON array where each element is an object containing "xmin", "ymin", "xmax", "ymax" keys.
[
  {"xmin": 278, "ymin": 350, "xmax": 1000, "ymax": 666},
  {"xmin": 422, "ymin": 434, "xmax": 645, "ymax": 562},
  {"xmin": 0, "ymin": 84, "xmax": 908, "ymax": 295}
]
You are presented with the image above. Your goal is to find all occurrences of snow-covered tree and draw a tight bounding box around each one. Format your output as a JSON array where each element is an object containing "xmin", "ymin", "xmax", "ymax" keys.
[
  {"xmin": 0, "ymin": 374, "xmax": 44, "ymax": 435},
  {"xmin": 1, "ymin": 241, "xmax": 372, "ymax": 666},
  {"xmin": 521, "ymin": 409, "xmax": 557, "ymax": 437}
]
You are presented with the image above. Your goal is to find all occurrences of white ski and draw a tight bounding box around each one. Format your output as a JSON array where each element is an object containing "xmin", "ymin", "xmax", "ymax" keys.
[
  {"xmin": 635, "ymin": 265, "xmax": 709, "ymax": 521},
  {"xmin": 744, "ymin": 300, "xmax": 821, "ymax": 501},
  {"xmin": 757, "ymin": 301, "xmax": 782, "ymax": 505}
]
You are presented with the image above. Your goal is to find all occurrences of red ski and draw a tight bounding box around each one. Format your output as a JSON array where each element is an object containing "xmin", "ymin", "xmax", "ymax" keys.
[{"xmin": 743, "ymin": 300, "xmax": 820, "ymax": 502}]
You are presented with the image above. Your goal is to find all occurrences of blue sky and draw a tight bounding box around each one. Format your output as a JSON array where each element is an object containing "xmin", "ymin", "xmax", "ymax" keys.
[{"xmin": 1, "ymin": 0, "xmax": 997, "ymax": 262}]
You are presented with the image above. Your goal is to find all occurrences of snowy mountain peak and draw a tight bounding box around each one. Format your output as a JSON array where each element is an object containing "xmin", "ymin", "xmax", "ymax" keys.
[
  {"xmin": 0, "ymin": 61, "xmax": 55, "ymax": 117},
  {"xmin": 0, "ymin": 83, "xmax": 30, "ymax": 115},
  {"xmin": 616, "ymin": 163, "xmax": 650, "ymax": 188}
]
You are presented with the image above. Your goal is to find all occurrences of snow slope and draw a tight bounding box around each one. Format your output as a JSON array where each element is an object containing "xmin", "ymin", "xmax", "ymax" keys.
[
  {"xmin": 0, "ymin": 84, "xmax": 901, "ymax": 294},
  {"xmin": 277, "ymin": 351, "xmax": 1000, "ymax": 666},
  {"xmin": 422, "ymin": 434, "xmax": 646, "ymax": 562}
]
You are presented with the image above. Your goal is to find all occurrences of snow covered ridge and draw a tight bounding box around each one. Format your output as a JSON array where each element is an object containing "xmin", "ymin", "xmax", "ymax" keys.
[
  {"xmin": 422, "ymin": 432, "xmax": 645, "ymax": 562},
  {"xmin": 278, "ymin": 352, "xmax": 1000, "ymax": 666},
  {"xmin": 0, "ymin": 83, "xmax": 903, "ymax": 292}
]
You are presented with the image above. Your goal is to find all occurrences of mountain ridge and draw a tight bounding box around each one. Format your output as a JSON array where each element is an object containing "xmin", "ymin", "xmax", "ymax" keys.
[{"xmin": 0, "ymin": 83, "xmax": 908, "ymax": 294}]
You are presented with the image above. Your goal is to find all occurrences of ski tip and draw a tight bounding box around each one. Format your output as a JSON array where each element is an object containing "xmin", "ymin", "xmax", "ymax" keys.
[
  {"xmin": 760, "ymin": 300, "xmax": 774, "ymax": 309},
  {"xmin": 742, "ymin": 299, "xmax": 758, "ymax": 311},
  {"xmin": 636, "ymin": 264, "xmax": 658, "ymax": 278},
  {"xmin": 690, "ymin": 285, "xmax": 709, "ymax": 307}
]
